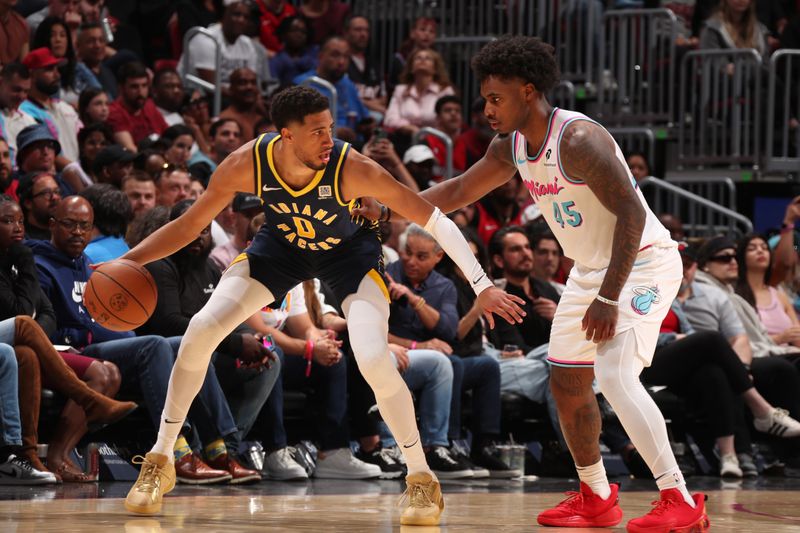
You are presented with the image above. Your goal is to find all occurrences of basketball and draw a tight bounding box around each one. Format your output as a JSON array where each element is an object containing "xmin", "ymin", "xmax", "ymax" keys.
[{"xmin": 84, "ymin": 259, "xmax": 157, "ymax": 331}]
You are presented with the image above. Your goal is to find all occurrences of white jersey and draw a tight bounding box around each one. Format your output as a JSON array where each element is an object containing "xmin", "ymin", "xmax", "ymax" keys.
[{"xmin": 512, "ymin": 108, "xmax": 672, "ymax": 270}]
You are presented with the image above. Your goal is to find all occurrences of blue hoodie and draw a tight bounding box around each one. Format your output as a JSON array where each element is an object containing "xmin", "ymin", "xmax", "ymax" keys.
[{"xmin": 28, "ymin": 240, "xmax": 133, "ymax": 347}]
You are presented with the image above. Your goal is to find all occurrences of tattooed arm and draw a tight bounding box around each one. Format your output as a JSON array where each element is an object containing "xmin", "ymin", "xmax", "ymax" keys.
[{"xmin": 560, "ymin": 120, "xmax": 646, "ymax": 343}]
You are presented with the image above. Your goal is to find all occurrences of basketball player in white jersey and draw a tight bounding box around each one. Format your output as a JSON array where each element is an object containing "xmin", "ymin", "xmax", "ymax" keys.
[{"xmin": 360, "ymin": 35, "xmax": 709, "ymax": 531}]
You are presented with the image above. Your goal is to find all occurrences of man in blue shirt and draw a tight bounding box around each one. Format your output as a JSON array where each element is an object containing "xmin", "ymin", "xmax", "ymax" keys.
[
  {"xmin": 387, "ymin": 224, "xmax": 516, "ymax": 477},
  {"xmin": 293, "ymin": 35, "xmax": 369, "ymax": 133}
]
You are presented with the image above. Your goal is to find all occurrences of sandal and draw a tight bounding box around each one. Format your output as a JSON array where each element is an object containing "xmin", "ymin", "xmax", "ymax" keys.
[{"xmin": 54, "ymin": 462, "xmax": 96, "ymax": 483}]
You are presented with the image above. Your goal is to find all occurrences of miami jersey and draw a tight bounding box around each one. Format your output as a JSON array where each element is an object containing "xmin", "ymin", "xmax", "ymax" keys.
[
  {"xmin": 249, "ymin": 132, "xmax": 377, "ymax": 254},
  {"xmin": 512, "ymin": 108, "xmax": 672, "ymax": 270}
]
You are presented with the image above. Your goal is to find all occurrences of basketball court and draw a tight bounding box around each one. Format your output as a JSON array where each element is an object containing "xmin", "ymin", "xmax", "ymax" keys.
[{"xmin": 3, "ymin": 476, "xmax": 800, "ymax": 531}]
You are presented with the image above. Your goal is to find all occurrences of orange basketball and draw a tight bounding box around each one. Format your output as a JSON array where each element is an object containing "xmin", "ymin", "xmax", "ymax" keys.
[{"xmin": 84, "ymin": 259, "xmax": 157, "ymax": 331}]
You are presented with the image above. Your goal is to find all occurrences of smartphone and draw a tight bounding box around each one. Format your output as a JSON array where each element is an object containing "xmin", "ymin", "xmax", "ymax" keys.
[{"xmin": 372, "ymin": 128, "xmax": 388, "ymax": 142}]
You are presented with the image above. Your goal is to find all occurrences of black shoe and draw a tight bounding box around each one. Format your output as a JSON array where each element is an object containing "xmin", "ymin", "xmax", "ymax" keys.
[
  {"xmin": 355, "ymin": 444, "xmax": 405, "ymax": 479},
  {"xmin": 425, "ymin": 446, "xmax": 473, "ymax": 479},
  {"xmin": 471, "ymin": 446, "xmax": 522, "ymax": 479},
  {"xmin": 449, "ymin": 442, "xmax": 489, "ymax": 478}
]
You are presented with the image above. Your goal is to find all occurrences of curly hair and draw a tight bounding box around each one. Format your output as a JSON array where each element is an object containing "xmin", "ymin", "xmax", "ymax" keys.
[
  {"xmin": 471, "ymin": 35, "xmax": 560, "ymax": 94},
  {"xmin": 78, "ymin": 183, "xmax": 133, "ymax": 238},
  {"xmin": 270, "ymin": 86, "xmax": 330, "ymax": 130},
  {"xmin": 399, "ymin": 48, "xmax": 452, "ymax": 89}
]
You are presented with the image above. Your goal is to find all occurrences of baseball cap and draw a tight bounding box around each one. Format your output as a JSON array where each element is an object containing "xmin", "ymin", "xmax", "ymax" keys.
[
  {"xmin": 92, "ymin": 145, "xmax": 137, "ymax": 174},
  {"xmin": 696, "ymin": 236, "xmax": 737, "ymax": 267},
  {"xmin": 232, "ymin": 192, "xmax": 262, "ymax": 213},
  {"xmin": 15, "ymin": 124, "xmax": 61, "ymax": 165},
  {"xmin": 403, "ymin": 144, "xmax": 436, "ymax": 165},
  {"xmin": 22, "ymin": 47, "xmax": 66, "ymax": 70}
]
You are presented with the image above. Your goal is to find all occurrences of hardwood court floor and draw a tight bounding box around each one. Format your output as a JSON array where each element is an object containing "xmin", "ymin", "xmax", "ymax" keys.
[{"xmin": 2, "ymin": 478, "xmax": 800, "ymax": 532}]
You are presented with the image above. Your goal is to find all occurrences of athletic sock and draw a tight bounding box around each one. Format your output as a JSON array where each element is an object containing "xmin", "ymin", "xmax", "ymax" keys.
[
  {"xmin": 576, "ymin": 459, "xmax": 611, "ymax": 500},
  {"xmin": 655, "ymin": 468, "xmax": 695, "ymax": 507}
]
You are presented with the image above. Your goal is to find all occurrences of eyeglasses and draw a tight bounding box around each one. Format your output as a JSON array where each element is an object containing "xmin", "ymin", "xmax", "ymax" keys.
[
  {"xmin": 55, "ymin": 219, "xmax": 93, "ymax": 232},
  {"xmin": 32, "ymin": 188, "xmax": 61, "ymax": 200},
  {"xmin": 709, "ymin": 254, "xmax": 737, "ymax": 264}
]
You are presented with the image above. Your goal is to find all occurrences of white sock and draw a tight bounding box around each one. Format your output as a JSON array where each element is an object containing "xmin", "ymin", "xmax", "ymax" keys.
[
  {"xmin": 595, "ymin": 330, "xmax": 694, "ymax": 508},
  {"xmin": 576, "ymin": 460, "xmax": 611, "ymax": 499},
  {"xmin": 656, "ymin": 468, "xmax": 695, "ymax": 507}
]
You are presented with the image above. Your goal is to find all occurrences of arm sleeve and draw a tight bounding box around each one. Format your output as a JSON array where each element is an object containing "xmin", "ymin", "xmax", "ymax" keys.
[
  {"xmin": 424, "ymin": 208, "xmax": 493, "ymax": 295},
  {"xmin": 431, "ymin": 281, "xmax": 459, "ymax": 342}
]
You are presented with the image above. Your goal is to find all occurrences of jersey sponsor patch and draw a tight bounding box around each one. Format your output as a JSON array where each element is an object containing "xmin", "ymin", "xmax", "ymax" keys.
[{"xmin": 318, "ymin": 185, "xmax": 332, "ymax": 199}]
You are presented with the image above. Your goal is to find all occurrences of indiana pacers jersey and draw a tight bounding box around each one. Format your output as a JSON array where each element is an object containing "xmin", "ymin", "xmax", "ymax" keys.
[
  {"xmin": 239, "ymin": 132, "xmax": 384, "ymax": 305},
  {"xmin": 512, "ymin": 108, "xmax": 672, "ymax": 270}
]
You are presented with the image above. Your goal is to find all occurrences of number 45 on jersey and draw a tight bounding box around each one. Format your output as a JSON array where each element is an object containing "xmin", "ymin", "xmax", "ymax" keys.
[{"xmin": 553, "ymin": 201, "xmax": 583, "ymax": 228}]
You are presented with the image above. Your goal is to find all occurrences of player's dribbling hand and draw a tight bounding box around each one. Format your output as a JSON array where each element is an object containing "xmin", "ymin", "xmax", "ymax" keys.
[
  {"xmin": 350, "ymin": 197, "xmax": 383, "ymax": 221},
  {"xmin": 476, "ymin": 287, "xmax": 526, "ymax": 329},
  {"xmin": 582, "ymin": 298, "xmax": 618, "ymax": 343}
]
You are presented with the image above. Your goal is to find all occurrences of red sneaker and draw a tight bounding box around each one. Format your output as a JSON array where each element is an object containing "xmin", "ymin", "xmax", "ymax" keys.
[
  {"xmin": 627, "ymin": 489, "xmax": 710, "ymax": 533},
  {"xmin": 537, "ymin": 482, "xmax": 623, "ymax": 527}
]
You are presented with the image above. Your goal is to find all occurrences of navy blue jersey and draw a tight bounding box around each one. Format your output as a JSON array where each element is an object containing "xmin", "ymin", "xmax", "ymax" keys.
[{"xmin": 249, "ymin": 132, "xmax": 377, "ymax": 254}]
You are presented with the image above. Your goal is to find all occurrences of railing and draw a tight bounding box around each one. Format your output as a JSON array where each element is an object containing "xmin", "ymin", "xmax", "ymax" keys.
[
  {"xmin": 765, "ymin": 49, "xmax": 800, "ymax": 174},
  {"xmin": 550, "ymin": 80, "xmax": 576, "ymax": 111},
  {"xmin": 607, "ymin": 127, "xmax": 656, "ymax": 169},
  {"xmin": 667, "ymin": 176, "xmax": 737, "ymax": 211},
  {"xmin": 598, "ymin": 9, "xmax": 677, "ymax": 126},
  {"xmin": 640, "ymin": 176, "xmax": 752, "ymax": 238},
  {"xmin": 180, "ymin": 27, "xmax": 222, "ymax": 117},
  {"xmin": 678, "ymin": 49, "xmax": 763, "ymax": 169},
  {"xmin": 301, "ymin": 76, "xmax": 338, "ymax": 123},
  {"xmin": 414, "ymin": 126, "xmax": 453, "ymax": 180}
]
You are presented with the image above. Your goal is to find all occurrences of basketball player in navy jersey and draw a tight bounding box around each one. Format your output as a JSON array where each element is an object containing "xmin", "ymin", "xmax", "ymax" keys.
[
  {"xmin": 359, "ymin": 36, "xmax": 710, "ymax": 531},
  {"xmin": 120, "ymin": 86, "xmax": 525, "ymax": 526}
]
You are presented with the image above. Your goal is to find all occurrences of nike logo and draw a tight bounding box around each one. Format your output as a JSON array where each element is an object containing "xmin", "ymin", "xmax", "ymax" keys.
[
  {"xmin": 472, "ymin": 273, "xmax": 486, "ymax": 285},
  {"xmin": 402, "ymin": 438, "xmax": 419, "ymax": 449},
  {"xmin": 262, "ymin": 186, "xmax": 283, "ymax": 192},
  {"xmin": 0, "ymin": 467, "xmax": 18, "ymax": 478},
  {"xmin": 163, "ymin": 419, "xmax": 181, "ymax": 424}
]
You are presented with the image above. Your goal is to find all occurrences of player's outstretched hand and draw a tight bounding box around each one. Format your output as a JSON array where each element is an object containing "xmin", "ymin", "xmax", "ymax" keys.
[
  {"xmin": 477, "ymin": 287, "xmax": 526, "ymax": 329},
  {"xmin": 581, "ymin": 298, "xmax": 618, "ymax": 343},
  {"xmin": 350, "ymin": 197, "xmax": 383, "ymax": 221}
]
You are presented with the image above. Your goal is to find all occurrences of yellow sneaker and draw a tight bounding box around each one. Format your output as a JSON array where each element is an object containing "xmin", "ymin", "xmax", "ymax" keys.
[
  {"xmin": 400, "ymin": 471, "xmax": 444, "ymax": 526},
  {"xmin": 124, "ymin": 453, "xmax": 176, "ymax": 515}
]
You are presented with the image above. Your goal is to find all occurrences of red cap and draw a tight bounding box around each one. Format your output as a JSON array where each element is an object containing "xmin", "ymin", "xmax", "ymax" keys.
[{"xmin": 22, "ymin": 47, "xmax": 66, "ymax": 70}]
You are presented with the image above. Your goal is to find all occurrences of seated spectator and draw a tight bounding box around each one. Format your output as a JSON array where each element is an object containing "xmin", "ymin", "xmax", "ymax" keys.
[
  {"xmin": 0, "ymin": 0, "xmax": 30, "ymax": 65},
  {"xmin": 627, "ymin": 151, "xmax": 651, "ymax": 182},
  {"xmin": 136, "ymin": 200, "xmax": 273, "ymax": 483},
  {"xmin": 179, "ymin": 90, "xmax": 213, "ymax": 155},
  {"xmin": 188, "ymin": 172, "xmax": 206, "ymax": 200},
  {"xmin": 270, "ymin": 15, "xmax": 318, "ymax": 88},
  {"xmin": 20, "ymin": 47, "xmax": 81, "ymax": 162},
  {"xmin": 299, "ymin": 0, "xmax": 350, "ymax": 45},
  {"xmin": 387, "ymin": 16, "xmax": 437, "ymax": 98},
  {"xmin": 77, "ymin": 121, "xmax": 112, "ymax": 183},
  {"xmin": 180, "ymin": 0, "xmax": 260, "ymax": 90},
  {"xmin": 126, "ymin": 204, "xmax": 168, "ymax": 248},
  {"xmin": 121, "ymin": 170, "xmax": 156, "ymax": 216},
  {"xmin": 189, "ymin": 118, "xmax": 243, "ymax": 173},
  {"xmin": 210, "ymin": 193, "xmax": 261, "ymax": 271},
  {"xmin": 152, "ymin": 68, "xmax": 186, "ymax": 127},
  {"xmin": 0, "ymin": 340, "xmax": 57, "ymax": 484},
  {"xmin": 31, "ymin": 16, "xmax": 79, "ymax": 104},
  {"xmin": 74, "ymin": 22, "xmax": 117, "ymax": 98},
  {"xmin": 77, "ymin": 87, "xmax": 109, "ymax": 125},
  {"xmin": 645, "ymin": 245, "xmax": 800, "ymax": 477},
  {"xmin": 384, "ymin": 48, "xmax": 455, "ymax": 137},
  {"xmin": 248, "ymin": 281, "xmax": 382, "ymax": 480},
  {"xmin": 156, "ymin": 165, "xmax": 191, "ymax": 208},
  {"xmin": 424, "ymin": 95, "xmax": 463, "ymax": 178},
  {"xmin": 107, "ymin": 62, "xmax": 168, "ymax": 151},
  {"xmin": 470, "ymin": 176, "xmax": 523, "ymax": 246},
  {"xmin": 530, "ymin": 231, "xmax": 566, "ymax": 295},
  {"xmin": 255, "ymin": 0, "xmax": 296, "ymax": 55},
  {"xmin": 220, "ymin": 68, "xmax": 267, "ymax": 142},
  {"xmin": 0, "ymin": 138, "xmax": 11, "ymax": 193},
  {"xmin": 360, "ymin": 136, "xmax": 420, "ymax": 192},
  {"xmin": 31, "ymin": 196, "xmax": 245, "ymax": 484},
  {"xmin": 699, "ymin": 0, "xmax": 769, "ymax": 59},
  {"xmin": 736, "ymin": 234, "xmax": 800, "ymax": 348},
  {"xmin": 26, "ymin": 0, "xmax": 80, "ymax": 42},
  {"xmin": 386, "ymin": 224, "xmax": 515, "ymax": 477},
  {"xmin": 17, "ymin": 171, "xmax": 61, "ymax": 240},
  {"xmin": 658, "ymin": 212, "xmax": 686, "ymax": 242},
  {"xmin": 293, "ymin": 35, "xmax": 369, "ymax": 133},
  {"xmin": 398, "ymin": 144, "xmax": 435, "ymax": 191},
  {"xmin": 159, "ymin": 124, "xmax": 194, "ymax": 167},
  {"xmin": 0, "ymin": 63, "xmax": 37, "ymax": 167},
  {"xmin": 92, "ymin": 144, "xmax": 135, "ymax": 188},
  {"xmin": 13, "ymin": 124, "xmax": 73, "ymax": 197},
  {"xmin": 78, "ymin": 183, "xmax": 132, "ymax": 262},
  {"xmin": 344, "ymin": 15, "xmax": 385, "ymax": 115},
  {"xmin": 453, "ymin": 97, "xmax": 493, "ymax": 172}
]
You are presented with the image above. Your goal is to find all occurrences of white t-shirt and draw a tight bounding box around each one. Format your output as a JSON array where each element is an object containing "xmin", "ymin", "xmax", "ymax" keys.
[{"xmin": 180, "ymin": 23, "xmax": 259, "ymax": 86}]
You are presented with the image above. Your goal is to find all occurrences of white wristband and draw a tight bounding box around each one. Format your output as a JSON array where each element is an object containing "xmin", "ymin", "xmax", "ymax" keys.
[{"xmin": 596, "ymin": 295, "xmax": 619, "ymax": 306}]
